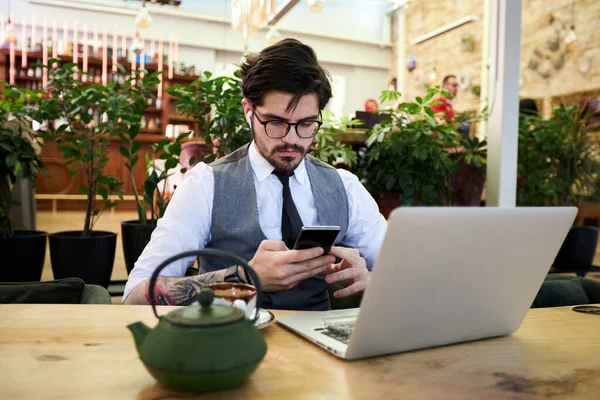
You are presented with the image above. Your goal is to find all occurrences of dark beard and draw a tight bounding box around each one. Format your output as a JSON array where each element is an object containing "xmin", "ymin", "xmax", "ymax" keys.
[{"xmin": 250, "ymin": 120, "xmax": 311, "ymax": 172}]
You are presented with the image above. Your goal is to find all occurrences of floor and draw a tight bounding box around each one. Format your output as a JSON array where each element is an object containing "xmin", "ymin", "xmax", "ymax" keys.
[{"xmin": 36, "ymin": 211, "xmax": 600, "ymax": 304}]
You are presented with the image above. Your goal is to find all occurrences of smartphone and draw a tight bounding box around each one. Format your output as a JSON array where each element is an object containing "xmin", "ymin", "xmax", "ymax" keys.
[{"xmin": 293, "ymin": 226, "xmax": 341, "ymax": 254}]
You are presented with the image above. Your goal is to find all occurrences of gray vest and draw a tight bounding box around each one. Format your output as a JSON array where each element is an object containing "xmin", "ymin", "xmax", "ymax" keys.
[{"xmin": 200, "ymin": 144, "xmax": 349, "ymax": 311}]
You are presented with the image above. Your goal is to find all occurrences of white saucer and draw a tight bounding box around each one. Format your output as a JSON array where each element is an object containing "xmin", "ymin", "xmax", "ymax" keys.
[{"xmin": 251, "ymin": 308, "xmax": 275, "ymax": 329}]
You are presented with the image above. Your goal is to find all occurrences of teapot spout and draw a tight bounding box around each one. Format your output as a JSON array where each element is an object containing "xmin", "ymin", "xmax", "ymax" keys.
[{"xmin": 127, "ymin": 321, "xmax": 151, "ymax": 351}]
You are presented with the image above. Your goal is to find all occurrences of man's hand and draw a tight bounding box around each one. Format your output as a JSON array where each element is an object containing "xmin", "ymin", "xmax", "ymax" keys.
[
  {"xmin": 248, "ymin": 240, "xmax": 336, "ymax": 292},
  {"xmin": 324, "ymin": 246, "xmax": 370, "ymax": 298}
]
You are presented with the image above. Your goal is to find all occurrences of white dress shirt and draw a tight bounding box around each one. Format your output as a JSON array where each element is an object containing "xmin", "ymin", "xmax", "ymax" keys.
[{"xmin": 123, "ymin": 142, "xmax": 387, "ymax": 301}]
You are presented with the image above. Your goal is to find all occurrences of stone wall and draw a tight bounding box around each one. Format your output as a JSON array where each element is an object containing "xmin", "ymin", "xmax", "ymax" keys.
[{"xmin": 397, "ymin": 0, "xmax": 600, "ymax": 115}]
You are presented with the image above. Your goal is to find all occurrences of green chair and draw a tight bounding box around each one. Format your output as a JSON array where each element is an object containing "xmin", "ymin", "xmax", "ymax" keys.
[
  {"xmin": 531, "ymin": 275, "xmax": 600, "ymax": 308},
  {"xmin": 0, "ymin": 278, "xmax": 112, "ymax": 304}
]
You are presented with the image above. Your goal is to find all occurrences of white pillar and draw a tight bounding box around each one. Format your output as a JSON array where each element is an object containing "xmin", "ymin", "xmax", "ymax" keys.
[
  {"xmin": 478, "ymin": 0, "xmax": 491, "ymax": 140},
  {"xmin": 486, "ymin": 0, "xmax": 522, "ymax": 207},
  {"xmin": 395, "ymin": 8, "xmax": 405, "ymax": 94}
]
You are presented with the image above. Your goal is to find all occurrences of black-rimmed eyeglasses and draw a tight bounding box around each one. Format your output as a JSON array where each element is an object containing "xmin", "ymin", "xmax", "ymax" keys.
[{"xmin": 252, "ymin": 109, "xmax": 323, "ymax": 139}]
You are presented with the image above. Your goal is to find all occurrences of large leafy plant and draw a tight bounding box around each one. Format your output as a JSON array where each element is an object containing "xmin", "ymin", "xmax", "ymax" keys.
[
  {"xmin": 114, "ymin": 69, "xmax": 189, "ymax": 225},
  {"xmin": 0, "ymin": 84, "xmax": 44, "ymax": 237},
  {"xmin": 36, "ymin": 61, "xmax": 158, "ymax": 235},
  {"xmin": 517, "ymin": 105, "xmax": 600, "ymax": 206},
  {"xmin": 166, "ymin": 71, "xmax": 250, "ymax": 162},
  {"xmin": 138, "ymin": 135, "xmax": 190, "ymax": 223},
  {"xmin": 309, "ymin": 109, "xmax": 359, "ymax": 168},
  {"xmin": 360, "ymin": 87, "xmax": 487, "ymax": 205}
]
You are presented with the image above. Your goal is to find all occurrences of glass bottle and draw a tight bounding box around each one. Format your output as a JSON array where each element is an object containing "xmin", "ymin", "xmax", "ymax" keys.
[{"xmin": 35, "ymin": 60, "xmax": 42, "ymax": 78}]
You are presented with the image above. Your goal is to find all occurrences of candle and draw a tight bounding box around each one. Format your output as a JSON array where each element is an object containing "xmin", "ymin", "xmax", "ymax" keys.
[
  {"xmin": 158, "ymin": 39, "xmax": 163, "ymax": 99},
  {"xmin": 83, "ymin": 24, "xmax": 88, "ymax": 73},
  {"xmin": 112, "ymin": 26, "xmax": 118, "ymax": 73},
  {"xmin": 131, "ymin": 41, "xmax": 136, "ymax": 85},
  {"xmin": 102, "ymin": 28, "xmax": 108, "ymax": 85},
  {"xmin": 42, "ymin": 18, "xmax": 48, "ymax": 89},
  {"xmin": 168, "ymin": 35, "xmax": 173, "ymax": 79},
  {"xmin": 52, "ymin": 18, "xmax": 58, "ymax": 59},
  {"xmin": 121, "ymin": 32, "xmax": 126, "ymax": 61},
  {"xmin": 9, "ymin": 38, "xmax": 16, "ymax": 85},
  {"xmin": 140, "ymin": 37, "xmax": 145, "ymax": 77},
  {"xmin": 31, "ymin": 16, "xmax": 36, "ymax": 52},
  {"xmin": 62, "ymin": 22, "xmax": 68, "ymax": 55},
  {"xmin": 150, "ymin": 35, "xmax": 155, "ymax": 62},
  {"xmin": 22, "ymin": 17, "xmax": 27, "ymax": 68},
  {"xmin": 93, "ymin": 24, "xmax": 98, "ymax": 56},
  {"xmin": 173, "ymin": 36, "xmax": 179, "ymax": 74},
  {"xmin": 73, "ymin": 21, "xmax": 78, "ymax": 63}
]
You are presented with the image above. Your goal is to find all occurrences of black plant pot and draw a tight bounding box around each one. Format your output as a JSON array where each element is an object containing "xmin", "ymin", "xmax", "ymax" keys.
[
  {"xmin": 49, "ymin": 231, "xmax": 116, "ymax": 288},
  {"xmin": 121, "ymin": 220, "xmax": 157, "ymax": 274},
  {"xmin": 553, "ymin": 226, "xmax": 599, "ymax": 275},
  {"xmin": 0, "ymin": 230, "xmax": 47, "ymax": 282}
]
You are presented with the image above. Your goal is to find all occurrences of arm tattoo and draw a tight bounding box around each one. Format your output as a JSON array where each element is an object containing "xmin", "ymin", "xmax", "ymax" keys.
[{"xmin": 145, "ymin": 270, "xmax": 224, "ymax": 306}]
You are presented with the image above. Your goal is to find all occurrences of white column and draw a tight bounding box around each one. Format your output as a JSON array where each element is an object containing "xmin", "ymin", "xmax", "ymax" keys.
[
  {"xmin": 395, "ymin": 8, "xmax": 405, "ymax": 94},
  {"xmin": 478, "ymin": 0, "xmax": 491, "ymax": 140},
  {"xmin": 486, "ymin": 0, "xmax": 522, "ymax": 208}
]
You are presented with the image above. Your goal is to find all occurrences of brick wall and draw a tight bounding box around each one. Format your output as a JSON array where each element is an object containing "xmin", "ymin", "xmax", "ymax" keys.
[{"xmin": 396, "ymin": 0, "xmax": 600, "ymax": 114}]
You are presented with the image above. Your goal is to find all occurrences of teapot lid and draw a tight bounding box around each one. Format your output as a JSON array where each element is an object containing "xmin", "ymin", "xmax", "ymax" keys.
[{"xmin": 163, "ymin": 288, "xmax": 245, "ymax": 328}]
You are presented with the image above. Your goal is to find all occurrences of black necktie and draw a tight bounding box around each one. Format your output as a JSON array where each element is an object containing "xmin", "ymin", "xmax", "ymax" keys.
[{"xmin": 273, "ymin": 170, "xmax": 304, "ymax": 249}]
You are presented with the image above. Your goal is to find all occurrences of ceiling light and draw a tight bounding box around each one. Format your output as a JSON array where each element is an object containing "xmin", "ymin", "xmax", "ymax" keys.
[
  {"xmin": 266, "ymin": 25, "xmax": 281, "ymax": 45},
  {"xmin": 135, "ymin": 2, "xmax": 153, "ymax": 30},
  {"xmin": 308, "ymin": 0, "xmax": 325, "ymax": 12}
]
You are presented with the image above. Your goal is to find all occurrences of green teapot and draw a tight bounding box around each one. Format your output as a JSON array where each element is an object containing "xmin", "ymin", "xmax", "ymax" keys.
[{"xmin": 127, "ymin": 249, "xmax": 267, "ymax": 393}]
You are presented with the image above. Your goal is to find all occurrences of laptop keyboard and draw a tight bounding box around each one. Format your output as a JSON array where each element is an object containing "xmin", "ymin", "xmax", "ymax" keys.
[{"xmin": 315, "ymin": 320, "xmax": 356, "ymax": 345}]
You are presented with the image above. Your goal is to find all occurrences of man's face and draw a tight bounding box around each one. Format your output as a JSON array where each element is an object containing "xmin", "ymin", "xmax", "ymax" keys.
[
  {"xmin": 243, "ymin": 91, "xmax": 319, "ymax": 173},
  {"xmin": 443, "ymin": 77, "xmax": 459, "ymax": 97}
]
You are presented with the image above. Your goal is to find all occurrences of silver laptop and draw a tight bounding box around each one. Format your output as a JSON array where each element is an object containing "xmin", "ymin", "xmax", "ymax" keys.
[{"xmin": 276, "ymin": 207, "xmax": 577, "ymax": 360}]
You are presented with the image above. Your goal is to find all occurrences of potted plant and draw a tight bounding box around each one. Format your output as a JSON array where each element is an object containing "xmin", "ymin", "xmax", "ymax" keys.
[
  {"xmin": 360, "ymin": 87, "xmax": 487, "ymax": 218},
  {"xmin": 119, "ymin": 134, "xmax": 190, "ymax": 274},
  {"xmin": 111, "ymin": 69, "xmax": 187, "ymax": 275},
  {"xmin": 518, "ymin": 104, "xmax": 600, "ymax": 275},
  {"xmin": 166, "ymin": 70, "xmax": 250, "ymax": 163},
  {"xmin": 35, "ymin": 61, "xmax": 155, "ymax": 287},
  {"xmin": 309, "ymin": 110, "xmax": 359, "ymax": 168},
  {"xmin": 0, "ymin": 83, "xmax": 47, "ymax": 282}
]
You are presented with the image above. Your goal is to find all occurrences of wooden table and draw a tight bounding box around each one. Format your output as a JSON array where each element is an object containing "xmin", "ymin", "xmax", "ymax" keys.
[{"xmin": 1, "ymin": 305, "xmax": 599, "ymax": 399}]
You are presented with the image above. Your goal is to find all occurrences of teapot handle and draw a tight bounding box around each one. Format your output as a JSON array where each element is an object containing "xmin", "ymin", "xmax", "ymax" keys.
[{"xmin": 148, "ymin": 249, "xmax": 263, "ymax": 324}]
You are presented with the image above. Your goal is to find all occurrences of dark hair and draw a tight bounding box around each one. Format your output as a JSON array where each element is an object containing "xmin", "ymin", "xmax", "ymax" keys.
[
  {"xmin": 442, "ymin": 74, "xmax": 457, "ymax": 85},
  {"xmin": 240, "ymin": 38, "xmax": 332, "ymax": 112}
]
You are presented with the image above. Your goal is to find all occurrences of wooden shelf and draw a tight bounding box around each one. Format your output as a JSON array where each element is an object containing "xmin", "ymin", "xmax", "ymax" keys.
[
  {"xmin": 135, "ymin": 133, "xmax": 165, "ymax": 143},
  {"xmin": 167, "ymin": 114, "xmax": 195, "ymax": 123},
  {"xmin": 15, "ymin": 75, "xmax": 42, "ymax": 81},
  {"xmin": 170, "ymin": 74, "xmax": 199, "ymax": 82},
  {"xmin": 139, "ymin": 128, "xmax": 161, "ymax": 134}
]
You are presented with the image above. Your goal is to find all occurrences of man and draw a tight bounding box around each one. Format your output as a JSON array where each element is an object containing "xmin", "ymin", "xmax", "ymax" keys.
[
  {"xmin": 124, "ymin": 39, "xmax": 387, "ymax": 310},
  {"xmin": 430, "ymin": 74, "xmax": 459, "ymax": 122}
]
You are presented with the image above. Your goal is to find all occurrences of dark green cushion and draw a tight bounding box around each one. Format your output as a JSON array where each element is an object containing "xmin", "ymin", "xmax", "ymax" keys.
[
  {"xmin": 81, "ymin": 285, "xmax": 112, "ymax": 304},
  {"xmin": 0, "ymin": 278, "xmax": 86, "ymax": 304},
  {"xmin": 532, "ymin": 277, "xmax": 590, "ymax": 308}
]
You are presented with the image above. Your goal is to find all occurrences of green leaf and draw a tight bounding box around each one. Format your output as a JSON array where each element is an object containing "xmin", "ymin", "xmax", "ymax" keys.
[
  {"xmin": 119, "ymin": 146, "xmax": 129, "ymax": 158},
  {"xmin": 97, "ymin": 186, "xmax": 108, "ymax": 200},
  {"xmin": 69, "ymin": 168, "xmax": 80, "ymax": 177},
  {"xmin": 78, "ymin": 185, "xmax": 88, "ymax": 195},
  {"xmin": 165, "ymin": 158, "xmax": 178, "ymax": 170}
]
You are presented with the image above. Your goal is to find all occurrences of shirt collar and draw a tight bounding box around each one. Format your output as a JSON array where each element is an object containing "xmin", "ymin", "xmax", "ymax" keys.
[{"xmin": 249, "ymin": 141, "xmax": 307, "ymax": 185}]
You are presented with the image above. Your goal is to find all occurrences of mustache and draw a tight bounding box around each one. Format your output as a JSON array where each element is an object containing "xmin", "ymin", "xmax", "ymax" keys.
[{"xmin": 273, "ymin": 144, "xmax": 305, "ymax": 153}]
